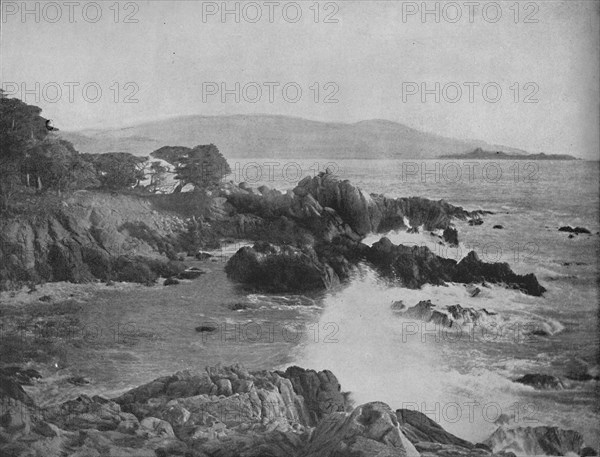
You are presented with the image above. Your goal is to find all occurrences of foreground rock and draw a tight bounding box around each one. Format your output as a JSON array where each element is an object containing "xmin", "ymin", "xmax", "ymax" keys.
[
  {"xmin": 2, "ymin": 364, "xmax": 590, "ymax": 457},
  {"xmin": 484, "ymin": 426, "xmax": 585, "ymax": 456}
]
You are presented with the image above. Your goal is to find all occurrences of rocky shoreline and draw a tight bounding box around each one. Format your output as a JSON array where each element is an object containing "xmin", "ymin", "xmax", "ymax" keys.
[{"xmin": 2, "ymin": 173, "xmax": 594, "ymax": 456}]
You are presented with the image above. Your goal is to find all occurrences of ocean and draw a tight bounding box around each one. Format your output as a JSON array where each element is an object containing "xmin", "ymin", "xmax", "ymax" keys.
[{"xmin": 24, "ymin": 159, "xmax": 599, "ymax": 452}]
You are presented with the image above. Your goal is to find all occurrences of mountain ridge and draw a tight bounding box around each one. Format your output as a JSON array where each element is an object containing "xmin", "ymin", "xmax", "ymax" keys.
[{"xmin": 60, "ymin": 114, "xmax": 545, "ymax": 160}]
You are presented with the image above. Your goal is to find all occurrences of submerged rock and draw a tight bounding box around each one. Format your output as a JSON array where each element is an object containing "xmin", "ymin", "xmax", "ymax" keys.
[{"xmin": 396, "ymin": 300, "xmax": 499, "ymax": 330}]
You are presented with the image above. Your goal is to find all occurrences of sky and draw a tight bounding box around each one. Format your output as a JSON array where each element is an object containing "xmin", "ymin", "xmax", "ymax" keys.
[{"xmin": 1, "ymin": 0, "xmax": 599, "ymax": 159}]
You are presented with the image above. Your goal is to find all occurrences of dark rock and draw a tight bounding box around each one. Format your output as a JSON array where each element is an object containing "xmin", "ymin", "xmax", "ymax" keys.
[
  {"xmin": 559, "ymin": 226, "xmax": 591, "ymax": 234},
  {"xmin": 365, "ymin": 240, "xmax": 545, "ymax": 296},
  {"xmin": 281, "ymin": 366, "xmax": 348, "ymax": 426},
  {"xmin": 514, "ymin": 374, "xmax": 565, "ymax": 390},
  {"xmin": 493, "ymin": 225, "xmax": 504, "ymax": 229},
  {"xmin": 469, "ymin": 218, "xmax": 484, "ymax": 226},
  {"xmin": 164, "ymin": 277, "xmax": 180, "ymax": 286},
  {"xmin": 0, "ymin": 376, "xmax": 34, "ymax": 406},
  {"xmin": 469, "ymin": 286, "xmax": 481, "ymax": 297},
  {"xmin": 176, "ymin": 269, "xmax": 205, "ymax": 280},
  {"xmin": 195, "ymin": 325, "xmax": 218, "ymax": 333},
  {"xmin": 581, "ymin": 446, "xmax": 598, "ymax": 456},
  {"xmin": 113, "ymin": 256, "xmax": 157, "ymax": 284},
  {"xmin": 225, "ymin": 242, "xmax": 339, "ymax": 292},
  {"xmin": 569, "ymin": 234, "xmax": 575, "ymax": 239},
  {"xmin": 38, "ymin": 295, "xmax": 52, "ymax": 302},
  {"xmin": 195, "ymin": 251, "xmax": 213, "ymax": 260},
  {"xmin": 443, "ymin": 227, "xmax": 459, "ymax": 246},
  {"xmin": 0, "ymin": 367, "xmax": 42, "ymax": 386},
  {"xmin": 67, "ymin": 376, "xmax": 91, "ymax": 386},
  {"xmin": 229, "ymin": 303, "xmax": 250, "ymax": 311},
  {"xmin": 531, "ymin": 329, "xmax": 550, "ymax": 337},
  {"xmin": 453, "ymin": 251, "xmax": 546, "ymax": 296}
]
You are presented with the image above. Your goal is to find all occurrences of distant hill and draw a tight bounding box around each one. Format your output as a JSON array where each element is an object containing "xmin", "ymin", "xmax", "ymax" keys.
[
  {"xmin": 441, "ymin": 147, "xmax": 578, "ymax": 161},
  {"xmin": 60, "ymin": 115, "xmax": 531, "ymax": 160}
]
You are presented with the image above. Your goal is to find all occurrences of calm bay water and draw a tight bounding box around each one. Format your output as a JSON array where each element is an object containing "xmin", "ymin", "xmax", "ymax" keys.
[{"xmin": 27, "ymin": 159, "xmax": 599, "ymax": 452}]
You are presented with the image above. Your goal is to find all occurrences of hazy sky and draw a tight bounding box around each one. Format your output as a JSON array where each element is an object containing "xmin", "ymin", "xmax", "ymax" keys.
[{"xmin": 2, "ymin": 0, "xmax": 599, "ymax": 158}]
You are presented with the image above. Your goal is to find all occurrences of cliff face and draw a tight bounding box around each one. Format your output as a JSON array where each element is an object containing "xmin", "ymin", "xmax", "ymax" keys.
[{"xmin": 0, "ymin": 191, "xmax": 188, "ymax": 289}]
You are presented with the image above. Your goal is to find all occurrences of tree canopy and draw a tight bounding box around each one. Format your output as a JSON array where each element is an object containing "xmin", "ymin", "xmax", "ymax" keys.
[
  {"xmin": 152, "ymin": 144, "xmax": 231, "ymax": 192},
  {"xmin": 83, "ymin": 152, "xmax": 148, "ymax": 190}
]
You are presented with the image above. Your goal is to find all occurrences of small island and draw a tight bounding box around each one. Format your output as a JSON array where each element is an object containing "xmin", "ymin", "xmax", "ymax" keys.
[{"xmin": 441, "ymin": 147, "xmax": 579, "ymax": 160}]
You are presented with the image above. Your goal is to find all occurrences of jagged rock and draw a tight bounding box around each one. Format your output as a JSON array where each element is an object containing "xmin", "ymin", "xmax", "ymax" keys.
[
  {"xmin": 397, "ymin": 408, "xmax": 473, "ymax": 448},
  {"xmin": 366, "ymin": 238, "xmax": 455, "ymax": 288},
  {"xmin": 42, "ymin": 395, "xmax": 123, "ymax": 431},
  {"xmin": 225, "ymin": 242, "xmax": 339, "ymax": 292},
  {"xmin": 294, "ymin": 174, "xmax": 381, "ymax": 236},
  {"xmin": 443, "ymin": 227, "xmax": 459, "ymax": 246},
  {"xmin": 484, "ymin": 426, "xmax": 584, "ymax": 456},
  {"xmin": 514, "ymin": 374, "xmax": 565, "ymax": 390},
  {"xmin": 453, "ymin": 252, "xmax": 546, "ymax": 296},
  {"xmin": 139, "ymin": 417, "xmax": 175, "ymax": 438},
  {"xmin": 0, "ymin": 376, "xmax": 35, "ymax": 406},
  {"xmin": 302, "ymin": 402, "xmax": 417, "ymax": 457},
  {"xmin": 395, "ymin": 301, "xmax": 499, "ymax": 330},
  {"xmin": 401, "ymin": 300, "xmax": 453, "ymax": 327},
  {"xmin": 281, "ymin": 366, "xmax": 348, "ymax": 426}
]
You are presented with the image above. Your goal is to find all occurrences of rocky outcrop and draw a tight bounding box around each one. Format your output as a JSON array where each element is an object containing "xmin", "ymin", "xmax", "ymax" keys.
[
  {"xmin": 366, "ymin": 240, "xmax": 546, "ymax": 296},
  {"xmin": 0, "ymin": 191, "xmax": 188, "ymax": 289},
  {"xmin": 293, "ymin": 174, "xmax": 481, "ymax": 236},
  {"xmin": 2, "ymin": 364, "xmax": 546, "ymax": 457},
  {"xmin": 484, "ymin": 426, "xmax": 585, "ymax": 456},
  {"xmin": 225, "ymin": 242, "xmax": 339, "ymax": 292}
]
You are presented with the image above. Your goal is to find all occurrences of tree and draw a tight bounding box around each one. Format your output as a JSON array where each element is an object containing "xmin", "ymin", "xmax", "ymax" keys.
[
  {"xmin": 83, "ymin": 152, "xmax": 147, "ymax": 190},
  {"xmin": 0, "ymin": 90, "xmax": 49, "ymax": 207},
  {"xmin": 151, "ymin": 144, "xmax": 230, "ymax": 192},
  {"xmin": 146, "ymin": 160, "xmax": 170, "ymax": 193},
  {"xmin": 175, "ymin": 144, "xmax": 230, "ymax": 192},
  {"xmin": 26, "ymin": 137, "xmax": 99, "ymax": 194}
]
